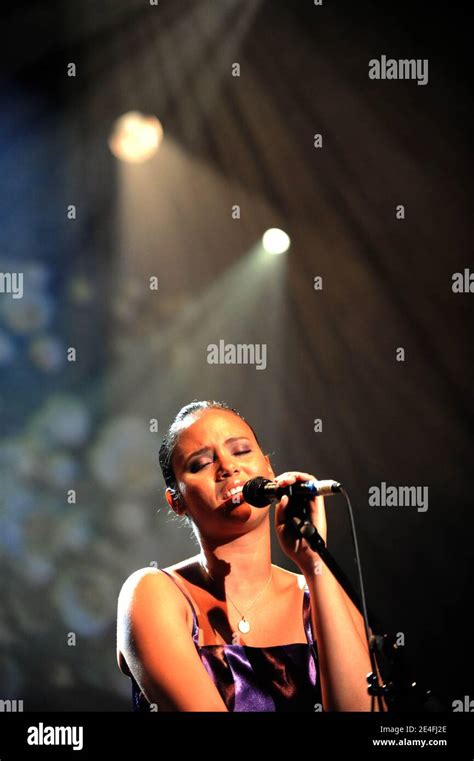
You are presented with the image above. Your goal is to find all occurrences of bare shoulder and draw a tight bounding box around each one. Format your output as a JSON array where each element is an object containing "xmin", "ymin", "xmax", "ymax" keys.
[
  {"xmin": 272, "ymin": 565, "xmax": 308, "ymax": 592},
  {"xmin": 118, "ymin": 555, "xmax": 199, "ymax": 599},
  {"xmin": 116, "ymin": 564, "xmax": 192, "ymax": 676},
  {"xmin": 161, "ymin": 553, "xmax": 202, "ymax": 575},
  {"xmin": 118, "ymin": 565, "xmax": 160, "ymax": 595},
  {"xmin": 117, "ymin": 566, "xmax": 164, "ymax": 610},
  {"xmin": 117, "ymin": 562, "xmax": 198, "ymax": 616}
]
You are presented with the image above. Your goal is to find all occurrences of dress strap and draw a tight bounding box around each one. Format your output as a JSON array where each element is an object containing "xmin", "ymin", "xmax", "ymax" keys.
[
  {"xmin": 160, "ymin": 569, "xmax": 199, "ymax": 645},
  {"xmin": 302, "ymin": 588, "xmax": 314, "ymax": 645}
]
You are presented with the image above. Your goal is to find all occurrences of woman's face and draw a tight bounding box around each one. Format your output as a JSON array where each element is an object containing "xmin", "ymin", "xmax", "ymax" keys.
[{"xmin": 168, "ymin": 409, "xmax": 275, "ymax": 534}]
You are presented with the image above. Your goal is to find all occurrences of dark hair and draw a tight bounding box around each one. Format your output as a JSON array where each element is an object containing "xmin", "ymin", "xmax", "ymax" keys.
[{"xmin": 158, "ymin": 400, "xmax": 263, "ymax": 529}]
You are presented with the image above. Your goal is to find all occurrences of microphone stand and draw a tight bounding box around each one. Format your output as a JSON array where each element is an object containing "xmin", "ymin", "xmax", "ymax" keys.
[{"xmin": 285, "ymin": 491, "xmax": 443, "ymax": 713}]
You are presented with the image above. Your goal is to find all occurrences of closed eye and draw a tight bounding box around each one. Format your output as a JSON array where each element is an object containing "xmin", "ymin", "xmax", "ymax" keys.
[{"xmin": 189, "ymin": 449, "xmax": 252, "ymax": 472}]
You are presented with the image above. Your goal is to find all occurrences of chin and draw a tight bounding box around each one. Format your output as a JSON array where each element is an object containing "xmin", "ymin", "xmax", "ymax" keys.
[{"xmin": 224, "ymin": 502, "xmax": 269, "ymax": 524}]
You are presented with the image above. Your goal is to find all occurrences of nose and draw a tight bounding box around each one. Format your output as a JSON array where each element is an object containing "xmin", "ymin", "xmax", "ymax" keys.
[{"xmin": 216, "ymin": 453, "xmax": 240, "ymax": 480}]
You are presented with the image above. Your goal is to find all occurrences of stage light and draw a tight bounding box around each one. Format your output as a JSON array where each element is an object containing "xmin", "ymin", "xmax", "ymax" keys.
[
  {"xmin": 108, "ymin": 111, "xmax": 163, "ymax": 163},
  {"xmin": 262, "ymin": 228, "xmax": 290, "ymax": 254}
]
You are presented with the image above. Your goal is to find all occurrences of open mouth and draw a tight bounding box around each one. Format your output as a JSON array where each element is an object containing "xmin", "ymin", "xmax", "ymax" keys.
[{"xmin": 221, "ymin": 484, "xmax": 245, "ymax": 507}]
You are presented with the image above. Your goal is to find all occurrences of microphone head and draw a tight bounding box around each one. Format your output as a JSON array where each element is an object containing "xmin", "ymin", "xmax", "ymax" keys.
[{"xmin": 242, "ymin": 477, "xmax": 272, "ymax": 507}]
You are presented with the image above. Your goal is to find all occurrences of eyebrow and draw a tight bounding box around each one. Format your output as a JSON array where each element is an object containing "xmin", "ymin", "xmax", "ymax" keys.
[{"xmin": 183, "ymin": 437, "xmax": 251, "ymax": 469}]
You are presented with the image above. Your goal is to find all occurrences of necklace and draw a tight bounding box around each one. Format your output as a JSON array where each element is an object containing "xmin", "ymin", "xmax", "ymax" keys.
[{"xmin": 200, "ymin": 561, "xmax": 273, "ymax": 634}]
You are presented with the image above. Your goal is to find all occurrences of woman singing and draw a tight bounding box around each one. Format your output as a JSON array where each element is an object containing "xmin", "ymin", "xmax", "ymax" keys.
[{"xmin": 116, "ymin": 400, "xmax": 374, "ymax": 712}]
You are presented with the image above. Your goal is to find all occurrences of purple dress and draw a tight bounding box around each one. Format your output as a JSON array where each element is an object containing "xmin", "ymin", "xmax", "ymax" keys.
[{"xmin": 131, "ymin": 569, "xmax": 323, "ymax": 712}]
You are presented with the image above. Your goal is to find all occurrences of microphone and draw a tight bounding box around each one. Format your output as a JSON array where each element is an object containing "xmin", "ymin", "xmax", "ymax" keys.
[{"xmin": 243, "ymin": 476, "xmax": 342, "ymax": 507}]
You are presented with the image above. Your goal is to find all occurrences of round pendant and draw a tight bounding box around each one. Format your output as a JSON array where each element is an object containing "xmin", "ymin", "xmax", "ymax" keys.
[{"xmin": 238, "ymin": 618, "xmax": 250, "ymax": 634}]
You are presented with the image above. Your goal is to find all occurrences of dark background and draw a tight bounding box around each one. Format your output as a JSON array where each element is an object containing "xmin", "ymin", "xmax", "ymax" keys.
[{"xmin": 0, "ymin": 0, "xmax": 472, "ymax": 710}]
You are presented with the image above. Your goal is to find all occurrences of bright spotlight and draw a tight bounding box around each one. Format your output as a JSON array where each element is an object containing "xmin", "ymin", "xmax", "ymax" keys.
[
  {"xmin": 262, "ymin": 228, "xmax": 290, "ymax": 254},
  {"xmin": 108, "ymin": 111, "xmax": 163, "ymax": 163}
]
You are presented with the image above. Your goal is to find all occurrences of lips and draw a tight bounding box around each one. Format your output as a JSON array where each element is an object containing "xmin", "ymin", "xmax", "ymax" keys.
[{"xmin": 220, "ymin": 482, "xmax": 245, "ymax": 506}]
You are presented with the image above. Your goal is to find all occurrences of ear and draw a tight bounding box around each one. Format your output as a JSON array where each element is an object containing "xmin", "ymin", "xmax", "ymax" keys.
[
  {"xmin": 264, "ymin": 453, "xmax": 275, "ymax": 479},
  {"xmin": 165, "ymin": 487, "xmax": 186, "ymax": 516}
]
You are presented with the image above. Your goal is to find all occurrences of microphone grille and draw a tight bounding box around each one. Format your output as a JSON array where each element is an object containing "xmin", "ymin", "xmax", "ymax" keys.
[{"xmin": 243, "ymin": 476, "xmax": 271, "ymax": 507}]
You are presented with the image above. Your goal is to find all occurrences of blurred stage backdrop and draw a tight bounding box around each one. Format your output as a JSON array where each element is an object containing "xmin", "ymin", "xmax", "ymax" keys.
[{"xmin": 0, "ymin": 0, "xmax": 472, "ymax": 710}]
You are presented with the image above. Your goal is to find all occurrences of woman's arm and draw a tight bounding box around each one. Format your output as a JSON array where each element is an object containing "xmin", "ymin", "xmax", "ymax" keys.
[
  {"xmin": 273, "ymin": 470, "xmax": 381, "ymax": 711},
  {"xmin": 117, "ymin": 568, "xmax": 228, "ymax": 712},
  {"xmin": 304, "ymin": 564, "xmax": 374, "ymax": 711}
]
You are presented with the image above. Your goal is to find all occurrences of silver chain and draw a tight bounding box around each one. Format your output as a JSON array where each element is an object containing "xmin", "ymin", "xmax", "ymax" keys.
[{"xmin": 200, "ymin": 561, "xmax": 273, "ymax": 623}]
